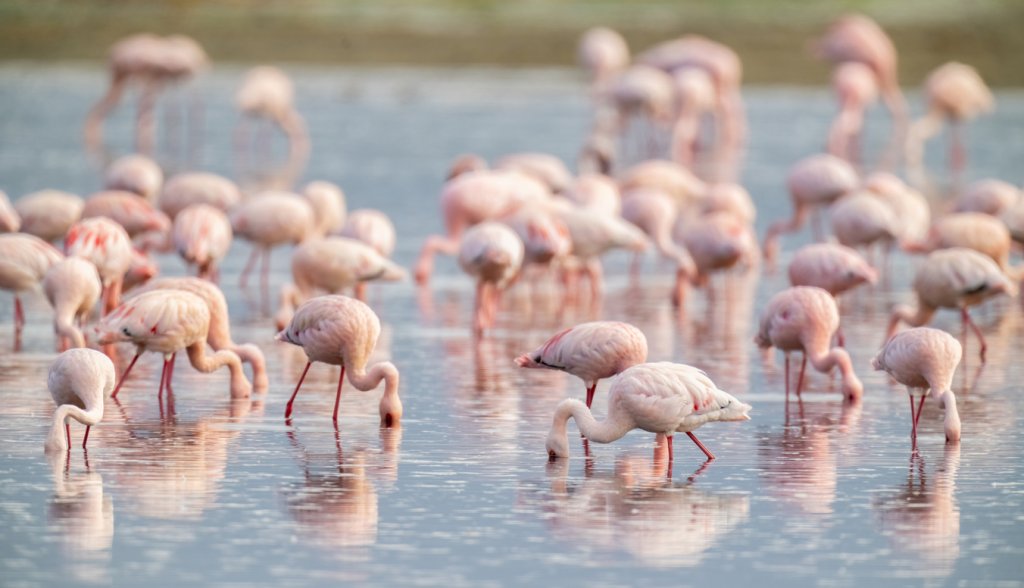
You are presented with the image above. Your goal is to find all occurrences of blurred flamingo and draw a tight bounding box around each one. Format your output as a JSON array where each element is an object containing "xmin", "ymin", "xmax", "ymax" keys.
[{"xmin": 43, "ymin": 258, "xmax": 102, "ymax": 350}]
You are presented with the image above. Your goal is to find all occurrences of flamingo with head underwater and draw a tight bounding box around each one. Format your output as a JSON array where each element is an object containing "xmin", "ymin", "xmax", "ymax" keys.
[{"xmin": 45, "ymin": 348, "xmax": 116, "ymax": 453}]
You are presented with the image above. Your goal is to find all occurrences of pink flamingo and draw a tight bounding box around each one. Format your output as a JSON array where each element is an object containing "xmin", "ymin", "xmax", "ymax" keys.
[
  {"xmin": 545, "ymin": 362, "xmax": 751, "ymax": 462},
  {"xmin": 496, "ymin": 153, "xmax": 573, "ymax": 194},
  {"xmin": 637, "ymin": 35, "xmax": 746, "ymax": 149},
  {"xmin": 457, "ymin": 222, "xmax": 524, "ymax": 334},
  {"xmin": 339, "ymin": 209, "xmax": 398, "ymax": 299},
  {"xmin": 558, "ymin": 206, "xmax": 648, "ymax": 305},
  {"xmin": 906, "ymin": 62, "xmax": 993, "ymax": 173},
  {"xmin": 276, "ymin": 294, "xmax": 403, "ymax": 427},
  {"xmin": 14, "ymin": 190, "xmax": 84, "ymax": 243},
  {"xmin": 82, "ymin": 190, "xmax": 171, "ymax": 242},
  {"xmin": 303, "ymin": 181, "xmax": 348, "ymax": 237},
  {"xmin": 563, "ymin": 173, "xmax": 622, "ymax": 217},
  {"xmin": 0, "ymin": 233, "xmax": 64, "ymax": 338},
  {"xmin": 863, "ymin": 172, "xmax": 931, "ymax": 244},
  {"xmin": 275, "ymin": 236, "xmax": 407, "ymax": 328},
  {"xmin": 755, "ymin": 286, "xmax": 864, "ymax": 401},
  {"xmin": 230, "ymin": 191, "xmax": 315, "ymax": 292},
  {"xmin": 701, "ymin": 182, "xmax": 756, "ymax": 225},
  {"xmin": 43, "ymin": 258, "xmax": 102, "ymax": 350},
  {"xmin": 96, "ymin": 289, "xmax": 253, "ymax": 399},
  {"xmin": 127, "ymin": 277, "xmax": 269, "ymax": 393},
  {"xmin": 64, "ymin": 217, "xmax": 133, "ymax": 314},
  {"xmin": 788, "ymin": 243, "xmax": 877, "ymax": 297},
  {"xmin": 815, "ymin": 14, "xmax": 907, "ymax": 132},
  {"xmin": 619, "ymin": 159, "xmax": 706, "ymax": 212},
  {"xmin": 172, "ymin": 203, "xmax": 233, "ymax": 281},
  {"xmin": 0, "ymin": 191, "xmax": 20, "ymax": 232},
  {"xmin": 501, "ymin": 207, "xmax": 572, "ymax": 271},
  {"xmin": 235, "ymin": 66, "xmax": 309, "ymax": 177},
  {"xmin": 669, "ymin": 67, "xmax": 716, "ymax": 168},
  {"xmin": 828, "ymin": 191, "xmax": 899, "ymax": 253},
  {"xmin": 578, "ymin": 27, "xmax": 630, "ymax": 93},
  {"xmin": 763, "ymin": 153, "xmax": 859, "ymax": 262},
  {"xmin": 1002, "ymin": 200, "xmax": 1024, "ymax": 246},
  {"xmin": 514, "ymin": 321, "xmax": 648, "ymax": 408},
  {"xmin": 158, "ymin": 172, "xmax": 242, "ymax": 220},
  {"xmin": 873, "ymin": 327, "xmax": 962, "ymax": 446},
  {"xmin": 904, "ymin": 212, "xmax": 1013, "ymax": 273},
  {"xmin": 828, "ymin": 62, "xmax": 879, "ymax": 162},
  {"xmin": 954, "ymin": 179, "xmax": 1019, "ymax": 216},
  {"xmin": 675, "ymin": 211, "xmax": 758, "ymax": 288},
  {"xmin": 605, "ymin": 65, "xmax": 676, "ymax": 157},
  {"xmin": 45, "ymin": 348, "xmax": 115, "ymax": 453},
  {"xmin": 887, "ymin": 247, "xmax": 1016, "ymax": 362},
  {"xmin": 104, "ymin": 154, "xmax": 163, "ymax": 202},
  {"xmin": 122, "ymin": 249, "xmax": 159, "ymax": 292},
  {"xmin": 620, "ymin": 187, "xmax": 696, "ymax": 303},
  {"xmin": 414, "ymin": 169, "xmax": 548, "ymax": 284}
]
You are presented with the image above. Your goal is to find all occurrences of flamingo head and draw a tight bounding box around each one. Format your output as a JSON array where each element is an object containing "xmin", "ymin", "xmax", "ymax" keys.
[{"xmin": 545, "ymin": 429, "xmax": 570, "ymax": 460}]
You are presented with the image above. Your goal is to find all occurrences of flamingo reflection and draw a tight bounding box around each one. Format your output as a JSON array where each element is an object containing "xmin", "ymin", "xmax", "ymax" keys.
[{"xmin": 46, "ymin": 451, "xmax": 114, "ymax": 584}]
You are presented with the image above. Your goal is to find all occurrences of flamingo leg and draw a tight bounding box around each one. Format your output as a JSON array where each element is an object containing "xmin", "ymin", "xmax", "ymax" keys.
[
  {"xmin": 239, "ymin": 245, "xmax": 260, "ymax": 289},
  {"xmin": 909, "ymin": 395, "xmax": 918, "ymax": 442},
  {"xmin": 667, "ymin": 435, "xmax": 675, "ymax": 464},
  {"xmin": 914, "ymin": 394, "xmax": 926, "ymax": 430},
  {"xmin": 14, "ymin": 295, "xmax": 24, "ymax": 330},
  {"xmin": 157, "ymin": 357, "xmax": 169, "ymax": 398},
  {"xmin": 82, "ymin": 426, "xmax": 91, "ymax": 449},
  {"xmin": 110, "ymin": 352, "xmax": 142, "ymax": 398},
  {"xmin": 687, "ymin": 431, "xmax": 715, "ymax": 460},
  {"xmin": 585, "ymin": 383, "xmax": 597, "ymax": 408},
  {"xmin": 65, "ymin": 423, "xmax": 71, "ymax": 451},
  {"xmin": 332, "ymin": 365, "xmax": 347, "ymax": 426},
  {"xmin": 961, "ymin": 308, "xmax": 987, "ymax": 362},
  {"xmin": 284, "ymin": 362, "xmax": 312, "ymax": 420},
  {"xmin": 836, "ymin": 324, "xmax": 846, "ymax": 348},
  {"xmin": 165, "ymin": 353, "xmax": 177, "ymax": 395},
  {"xmin": 784, "ymin": 353, "xmax": 790, "ymax": 398},
  {"xmin": 795, "ymin": 354, "xmax": 808, "ymax": 396}
]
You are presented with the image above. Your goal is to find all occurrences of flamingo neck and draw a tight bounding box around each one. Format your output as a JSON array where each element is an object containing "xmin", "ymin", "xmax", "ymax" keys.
[
  {"xmin": 941, "ymin": 390, "xmax": 961, "ymax": 443},
  {"xmin": 887, "ymin": 303, "xmax": 934, "ymax": 339},
  {"xmin": 45, "ymin": 402, "xmax": 104, "ymax": 453},
  {"xmin": 348, "ymin": 361, "xmax": 402, "ymax": 426},
  {"xmin": 54, "ymin": 313, "xmax": 86, "ymax": 349},
  {"xmin": 556, "ymin": 398, "xmax": 634, "ymax": 445}
]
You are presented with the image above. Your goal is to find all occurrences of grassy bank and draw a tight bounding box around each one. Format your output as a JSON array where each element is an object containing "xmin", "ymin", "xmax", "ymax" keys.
[{"xmin": 1, "ymin": 0, "xmax": 1022, "ymax": 85}]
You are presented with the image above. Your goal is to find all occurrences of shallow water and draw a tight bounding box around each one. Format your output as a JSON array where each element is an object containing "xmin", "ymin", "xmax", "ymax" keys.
[{"xmin": 1, "ymin": 64, "xmax": 1023, "ymax": 587}]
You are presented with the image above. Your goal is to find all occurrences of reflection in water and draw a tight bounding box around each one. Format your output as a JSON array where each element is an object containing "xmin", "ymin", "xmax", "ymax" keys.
[
  {"xmin": 874, "ymin": 447, "xmax": 961, "ymax": 579},
  {"xmin": 47, "ymin": 451, "xmax": 114, "ymax": 584},
  {"xmin": 282, "ymin": 428, "xmax": 402, "ymax": 553},
  {"xmin": 527, "ymin": 450, "xmax": 749, "ymax": 568}
]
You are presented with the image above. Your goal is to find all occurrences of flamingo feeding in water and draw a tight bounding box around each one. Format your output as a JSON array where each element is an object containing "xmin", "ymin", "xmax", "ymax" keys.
[
  {"xmin": 873, "ymin": 327, "xmax": 962, "ymax": 446},
  {"xmin": 95, "ymin": 289, "xmax": 253, "ymax": 399},
  {"xmin": 276, "ymin": 295, "xmax": 403, "ymax": 428},
  {"xmin": 457, "ymin": 222, "xmax": 524, "ymax": 335},
  {"xmin": 45, "ymin": 348, "xmax": 116, "ymax": 453},
  {"xmin": 172, "ymin": 203, "xmax": 233, "ymax": 281},
  {"xmin": 43, "ymin": 258, "xmax": 103, "ymax": 350},
  {"xmin": 64, "ymin": 217, "xmax": 133, "ymax": 314},
  {"xmin": 14, "ymin": 190, "xmax": 85, "ymax": 243},
  {"xmin": 515, "ymin": 321, "xmax": 648, "ymax": 408},
  {"xmin": 545, "ymin": 362, "xmax": 751, "ymax": 462},
  {"xmin": 104, "ymin": 153, "xmax": 163, "ymax": 202},
  {"xmin": 0, "ymin": 233, "xmax": 64, "ymax": 339}
]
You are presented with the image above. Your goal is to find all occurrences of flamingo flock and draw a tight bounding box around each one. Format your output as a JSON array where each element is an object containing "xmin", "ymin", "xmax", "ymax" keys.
[{"xmin": 0, "ymin": 13, "xmax": 1014, "ymax": 489}]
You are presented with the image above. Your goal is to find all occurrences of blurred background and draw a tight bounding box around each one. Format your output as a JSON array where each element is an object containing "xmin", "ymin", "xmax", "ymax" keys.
[{"xmin": 2, "ymin": 0, "xmax": 1022, "ymax": 85}]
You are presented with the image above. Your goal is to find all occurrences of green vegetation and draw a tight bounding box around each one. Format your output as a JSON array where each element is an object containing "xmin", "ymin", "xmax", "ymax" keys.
[{"xmin": 1, "ymin": 0, "xmax": 1022, "ymax": 85}]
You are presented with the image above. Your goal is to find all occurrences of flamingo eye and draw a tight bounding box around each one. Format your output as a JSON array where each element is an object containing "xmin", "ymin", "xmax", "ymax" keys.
[{"xmin": 122, "ymin": 327, "xmax": 131, "ymax": 336}]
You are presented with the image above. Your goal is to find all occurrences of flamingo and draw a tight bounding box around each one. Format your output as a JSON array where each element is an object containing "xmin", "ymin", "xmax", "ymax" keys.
[
  {"xmin": 158, "ymin": 172, "xmax": 242, "ymax": 220},
  {"xmin": 619, "ymin": 159, "xmax": 706, "ymax": 212},
  {"xmin": 104, "ymin": 154, "xmax": 163, "ymax": 202},
  {"xmin": 815, "ymin": 14, "xmax": 907, "ymax": 132},
  {"xmin": 64, "ymin": 217, "xmax": 133, "ymax": 314},
  {"xmin": 82, "ymin": 190, "xmax": 171, "ymax": 242},
  {"xmin": 675, "ymin": 211, "xmax": 758, "ymax": 287},
  {"xmin": 126, "ymin": 277, "xmax": 269, "ymax": 393},
  {"xmin": 763, "ymin": 153, "xmax": 859, "ymax": 262},
  {"xmin": 827, "ymin": 62, "xmax": 879, "ymax": 162},
  {"xmin": 954, "ymin": 179, "xmax": 1020, "ymax": 217},
  {"xmin": 0, "ymin": 233, "xmax": 64, "ymax": 338},
  {"xmin": 578, "ymin": 27, "xmax": 630, "ymax": 93},
  {"xmin": 235, "ymin": 66, "xmax": 309, "ymax": 177},
  {"xmin": 906, "ymin": 62, "xmax": 994, "ymax": 173},
  {"xmin": 557, "ymin": 205, "xmax": 648, "ymax": 306},
  {"xmin": 605, "ymin": 65, "xmax": 676, "ymax": 157},
  {"xmin": 0, "ymin": 191, "xmax": 20, "ymax": 232},
  {"xmin": 904, "ymin": 212, "xmax": 1013, "ymax": 272},
  {"xmin": 122, "ymin": 249, "xmax": 159, "ymax": 292},
  {"xmin": 43, "ymin": 258, "xmax": 102, "ymax": 350},
  {"xmin": 414, "ymin": 169, "xmax": 548, "ymax": 284},
  {"xmin": 514, "ymin": 321, "xmax": 648, "ymax": 408},
  {"xmin": 669, "ymin": 67, "xmax": 716, "ymax": 168},
  {"xmin": 230, "ymin": 191, "xmax": 315, "ymax": 292},
  {"xmin": 545, "ymin": 362, "xmax": 751, "ymax": 462},
  {"xmin": 636, "ymin": 35, "xmax": 746, "ymax": 149},
  {"xmin": 339, "ymin": 209, "xmax": 397, "ymax": 256},
  {"xmin": 755, "ymin": 286, "xmax": 864, "ymax": 401},
  {"xmin": 562, "ymin": 173, "xmax": 622, "ymax": 217},
  {"xmin": 14, "ymin": 190, "xmax": 84, "ymax": 243},
  {"xmin": 886, "ymin": 248, "xmax": 1016, "ymax": 361},
  {"xmin": 873, "ymin": 327, "xmax": 962, "ymax": 446},
  {"xmin": 620, "ymin": 187, "xmax": 696, "ymax": 304},
  {"xmin": 457, "ymin": 222, "xmax": 524, "ymax": 334},
  {"xmin": 274, "ymin": 236, "xmax": 407, "ymax": 328},
  {"xmin": 501, "ymin": 207, "xmax": 572, "ymax": 271},
  {"xmin": 495, "ymin": 153, "xmax": 573, "ymax": 194},
  {"xmin": 1001, "ymin": 200, "xmax": 1024, "ymax": 246},
  {"xmin": 701, "ymin": 182, "xmax": 756, "ymax": 225},
  {"xmin": 828, "ymin": 191, "xmax": 900, "ymax": 254},
  {"xmin": 172, "ymin": 203, "xmax": 233, "ymax": 281},
  {"xmin": 303, "ymin": 181, "xmax": 347, "ymax": 237},
  {"xmin": 95, "ymin": 289, "xmax": 253, "ymax": 399},
  {"xmin": 863, "ymin": 172, "xmax": 931, "ymax": 244},
  {"xmin": 276, "ymin": 294, "xmax": 403, "ymax": 427},
  {"xmin": 45, "ymin": 348, "xmax": 115, "ymax": 453},
  {"xmin": 788, "ymin": 243, "xmax": 877, "ymax": 297}
]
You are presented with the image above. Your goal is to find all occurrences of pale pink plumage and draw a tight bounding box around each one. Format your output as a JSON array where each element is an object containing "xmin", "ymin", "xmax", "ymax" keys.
[
  {"xmin": 0, "ymin": 190, "xmax": 20, "ymax": 233},
  {"xmin": 954, "ymin": 179, "xmax": 1020, "ymax": 217},
  {"xmin": 496, "ymin": 153, "xmax": 573, "ymax": 194},
  {"xmin": 235, "ymin": 66, "xmax": 309, "ymax": 174},
  {"xmin": 303, "ymin": 181, "xmax": 347, "ymax": 237},
  {"xmin": 619, "ymin": 159, "xmax": 707, "ymax": 212},
  {"xmin": 96, "ymin": 289, "xmax": 252, "ymax": 399},
  {"xmin": 231, "ymin": 191, "xmax": 315, "ymax": 291},
  {"xmin": 828, "ymin": 62, "xmax": 879, "ymax": 161},
  {"xmin": 276, "ymin": 294, "xmax": 403, "ymax": 427},
  {"xmin": 863, "ymin": 172, "xmax": 931, "ymax": 243},
  {"xmin": 755, "ymin": 286, "xmax": 863, "ymax": 400},
  {"xmin": 172, "ymin": 203, "xmax": 233, "ymax": 281},
  {"xmin": 873, "ymin": 327, "xmax": 962, "ymax": 445},
  {"xmin": 563, "ymin": 173, "xmax": 622, "ymax": 217},
  {"xmin": 515, "ymin": 321, "xmax": 648, "ymax": 407},
  {"xmin": 675, "ymin": 211, "xmax": 758, "ymax": 285},
  {"xmin": 905, "ymin": 212, "xmax": 1013, "ymax": 272},
  {"xmin": 15, "ymin": 190, "xmax": 84, "ymax": 243},
  {"xmin": 578, "ymin": 27, "xmax": 630, "ymax": 91},
  {"xmin": 457, "ymin": 222, "xmax": 524, "ymax": 334},
  {"xmin": 44, "ymin": 258, "xmax": 102, "ymax": 350},
  {"xmin": 621, "ymin": 187, "xmax": 695, "ymax": 304},
  {"xmin": 82, "ymin": 190, "xmax": 171, "ymax": 242},
  {"xmin": 788, "ymin": 242, "xmax": 877, "ymax": 297},
  {"xmin": 828, "ymin": 190, "xmax": 900, "ymax": 250},
  {"xmin": 0, "ymin": 233, "xmax": 64, "ymax": 338},
  {"xmin": 669, "ymin": 67, "xmax": 716, "ymax": 167},
  {"xmin": 45, "ymin": 348, "xmax": 115, "ymax": 453},
  {"xmin": 339, "ymin": 209, "xmax": 397, "ymax": 257},
  {"xmin": 104, "ymin": 154, "xmax": 163, "ymax": 202},
  {"xmin": 64, "ymin": 217, "xmax": 133, "ymax": 313},
  {"xmin": 545, "ymin": 362, "xmax": 751, "ymax": 462},
  {"xmin": 159, "ymin": 172, "xmax": 242, "ymax": 220},
  {"xmin": 701, "ymin": 183, "xmax": 756, "ymax": 225}
]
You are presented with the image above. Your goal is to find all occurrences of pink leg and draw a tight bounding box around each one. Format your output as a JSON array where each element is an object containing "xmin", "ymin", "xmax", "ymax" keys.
[
  {"xmin": 82, "ymin": 425, "xmax": 91, "ymax": 449},
  {"xmin": 165, "ymin": 353, "xmax": 177, "ymax": 395},
  {"xmin": 666, "ymin": 435, "xmax": 674, "ymax": 463},
  {"xmin": 687, "ymin": 431, "xmax": 715, "ymax": 460},
  {"xmin": 157, "ymin": 357, "xmax": 170, "ymax": 398},
  {"xmin": 239, "ymin": 246, "xmax": 260, "ymax": 289},
  {"xmin": 110, "ymin": 352, "xmax": 141, "ymax": 398},
  {"xmin": 14, "ymin": 295, "xmax": 24, "ymax": 330},
  {"xmin": 65, "ymin": 423, "xmax": 71, "ymax": 450},
  {"xmin": 784, "ymin": 353, "xmax": 790, "ymax": 398},
  {"xmin": 961, "ymin": 308, "xmax": 987, "ymax": 362},
  {"xmin": 836, "ymin": 325, "xmax": 846, "ymax": 348},
  {"xmin": 914, "ymin": 394, "xmax": 926, "ymax": 429},
  {"xmin": 284, "ymin": 362, "xmax": 312, "ymax": 420},
  {"xmin": 909, "ymin": 395, "xmax": 918, "ymax": 442},
  {"xmin": 585, "ymin": 383, "xmax": 597, "ymax": 408},
  {"xmin": 795, "ymin": 354, "xmax": 807, "ymax": 396},
  {"xmin": 332, "ymin": 365, "xmax": 347, "ymax": 426}
]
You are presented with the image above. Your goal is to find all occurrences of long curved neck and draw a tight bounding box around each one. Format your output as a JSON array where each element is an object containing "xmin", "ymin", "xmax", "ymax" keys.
[
  {"xmin": 555, "ymin": 398, "xmax": 634, "ymax": 444},
  {"xmin": 46, "ymin": 402, "xmax": 104, "ymax": 453},
  {"xmin": 887, "ymin": 303, "xmax": 936, "ymax": 339},
  {"xmin": 186, "ymin": 343, "xmax": 250, "ymax": 398},
  {"xmin": 54, "ymin": 312, "xmax": 86, "ymax": 349},
  {"xmin": 940, "ymin": 390, "xmax": 961, "ymax": 443},
  {"xmin": 348, "ymin": 361, "xmax": 402, "ymax": 426},
  {"xmin": 806, "ymin": 346, "xmax": 853, "ymax": 381}
]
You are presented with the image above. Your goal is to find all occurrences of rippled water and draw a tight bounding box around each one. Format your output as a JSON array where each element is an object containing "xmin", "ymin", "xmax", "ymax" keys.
[{"xmin": 1, "ymin": 65, "xmax": 1023, "ymax": 587}]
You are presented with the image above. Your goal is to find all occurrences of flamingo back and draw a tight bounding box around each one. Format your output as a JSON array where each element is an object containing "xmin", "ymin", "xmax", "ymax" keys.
[
  {"xmin": 340, "ymin": 209, "xmax": 397, "ymax": 257},
  {"xmin": 517, "ymin": 321, "xmax": 648, "ymax": 383},
  {"xmin": 756, "ymin": 286, "xmax": 839, "ymax": 352},
  {"xmin": 276, "ymin": 295, "xmax": 381, "ymax": 369},
  {"xmin": 873, "ymin": 327, "xmax": 962, "ymax": 396},
  {"xmin": 65, "ymin": 217, "xmax": 133, "ymax": 285},
  {"xmin": 96, "ymin": 289, "xmax": 210, "ymax": 354},
  {"xmin": 0, "ymin": 233, "xmax": 64, "ymax": 291}
]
